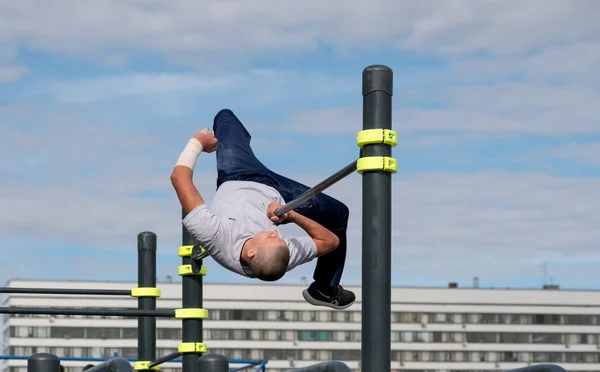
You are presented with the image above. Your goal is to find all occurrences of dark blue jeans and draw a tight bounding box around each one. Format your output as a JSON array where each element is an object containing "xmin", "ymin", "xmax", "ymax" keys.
[{"xmin": 212, "ymin": 109, "xmax": 349, "ymax": 288}]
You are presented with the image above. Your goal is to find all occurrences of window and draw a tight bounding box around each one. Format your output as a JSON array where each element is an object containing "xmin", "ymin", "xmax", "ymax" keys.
[
  {"xmin": 315, "ymin": 311, "xmax": 328, "ymax": 322},
  {"xmin": 433, "ymin": 313, "xmax": 447, "ymax": 323},
  {"xmin": 298, "ymin": 330, "xmax": 312, "ymax": 341},
  {"xmin": 296, "ymin": 330, "xmax": 332, "ymax": 342},
  {"xmin": 331, "ymin": 349, "xmax": 360, "ymax": 361},
  {"xmin": 50, "ymin": 327, "xmax": 84, "ymax": 339},
  {"xmin": 123, "ymin": 328, "xmax": 137, "ymax": 339},
  {"xmin": 282, "ymin": 311, "xmax": 296, "ymax": 321},
  {"xmin": 532, "ymin": 333, "xmax": 563, "ymax": 344},
  {"xmin": 533, "ymin": 314, "xmax": 561, "ymax": 325},
  {"xmin": 499, "ymin": 333, "xmax": 529, "ymax": 343},
  {"xmin": 466, "ymin": 332, "xmax": 497, "ymax": 343},
  {"xmin": 264, "ymin": 310, "xmax": 278, "ymax": 321}
]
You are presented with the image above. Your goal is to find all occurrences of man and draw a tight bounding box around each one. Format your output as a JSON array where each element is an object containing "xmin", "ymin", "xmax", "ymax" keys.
[{"xmin": 170, "ymin": 109, "xmax": 355, "ymax": 310}]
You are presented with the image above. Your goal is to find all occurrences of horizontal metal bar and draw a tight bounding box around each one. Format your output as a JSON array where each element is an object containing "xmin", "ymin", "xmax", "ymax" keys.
[
  {"xmin": 0, "ymin": 287, "xmax": 131, "ymax": 296},
  {"xmin": 0, "ymin": 307, "xmax": 175, "ymax": 317},
  {"xmin": 0, "ymin": 356, "xmax": 263, "ymax": 365},
  {"xmin": 274, "ymin": 160, "xmax": 357, "ymax": 217},
  {"xmin": 148, "ymin": 352, "xmax": 182, "ymax": 368}
]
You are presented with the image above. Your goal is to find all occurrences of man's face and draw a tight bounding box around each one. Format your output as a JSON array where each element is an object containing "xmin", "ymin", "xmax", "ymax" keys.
[
  {"xmin": 248, "ymin": 229, "xmax": 287, "ymax": 259},
  {"xmin": 254, "ymin": 229, "xmax": 283, "ymax": 247}
]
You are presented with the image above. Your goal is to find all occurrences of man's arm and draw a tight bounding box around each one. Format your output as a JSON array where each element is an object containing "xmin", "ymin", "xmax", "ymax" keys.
[
  {"xmin": 287, "ymin": 210, "xmax": 339, "ymax": 257},
  {"xmin": 170, "ymin": 166, "xmax": 206, "ymax": 216},
  {"xmin": 171, "ymin": 130, "xmax": 218, "ymax": 216}
]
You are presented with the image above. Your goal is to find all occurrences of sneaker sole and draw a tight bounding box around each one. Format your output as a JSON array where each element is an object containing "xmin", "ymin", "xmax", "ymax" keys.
[{"xmin": 302, "ymin": 289, "xmax": 355, "ymax": 310}]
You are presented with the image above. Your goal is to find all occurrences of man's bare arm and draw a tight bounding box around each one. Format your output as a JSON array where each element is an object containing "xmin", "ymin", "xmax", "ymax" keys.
[
  {"xmin": 171, "ymin": 129, "xmax": 218, "ymax": 216},
  {"xmin": 171, "ymin": 166, "xmax": 206, "ymax": 216},
  {"xmin": 287, "ymin": 210, "xmax": 339, "ymax": 257}
]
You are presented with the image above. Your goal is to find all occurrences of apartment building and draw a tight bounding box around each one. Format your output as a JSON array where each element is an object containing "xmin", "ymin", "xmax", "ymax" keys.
[{"xmin": 2, "ymin": 279, "xmax": 600, "ymax": 372}]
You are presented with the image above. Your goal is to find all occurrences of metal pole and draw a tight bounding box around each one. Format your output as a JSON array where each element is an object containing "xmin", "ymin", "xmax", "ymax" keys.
[
  {"xmin": 138, "ymin": 231, "xmax": 157, "ymax": 370},
  {"xmin": 27, "ymin": 353, "xmax": 60, "ymax": 372},
  {"xmin": 182, "ymin": 209, "xmax": 204, "ymax": 372},
  {"xmin": 197, "ymin": 354, "xmax": 229, "ymax": 372},
  {"xmin": 274, "ymin": 160, "xmax": 357, "ymax": 217},
  {"xmin": 0, "ymin": 288, "xmax": 131, "ymax": 296},
  {"xmin": 360, "ymin": 64, "xmax": 393, "ymax": 372},
  {"xmin": 0, "ymin": 307, "xmax": 174, "ymax": 317}
]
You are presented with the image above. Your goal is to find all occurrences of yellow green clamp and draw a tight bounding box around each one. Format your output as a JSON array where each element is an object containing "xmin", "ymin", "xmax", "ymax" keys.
[
  {"xmin": 174, "ymin": 308, "xmax": 209, "ymax": 319},
  {"xmin": 178, "ymin": 264, "xmax": 207, "ymax": 276},
  {"xmin": 133, "ymin": 362, "xmax": 160, "ymax": 371},
  {"xmin": 178, "ymin": 245, "xmax": 194, "ymax": 257},
  {"xmin": 130, "ymin": 287, "xmax": 161, "ymax": 298},
  {"xmin": 357, "ymin": 156, "xmax": 398, "ymax": 174},
  {"xmin": 357, "ymin": 129, "xmax": 397, "ymax": 148},
  {"xmin": 178, "ymin": 342, "xmax": 207, "ymax": 353}
]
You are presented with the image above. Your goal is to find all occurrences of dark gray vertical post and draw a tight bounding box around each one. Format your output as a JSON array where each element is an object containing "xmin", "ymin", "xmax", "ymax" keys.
[
  {"xmin": 361, "ymin": 65, "xmax": 393, "ymax": 372},
  {"xmin": 27, "ymin": 353, "xmax": 60, "ymax": 372},
  {"xmin": 138, "ymin": 232, "xmax": 157, "ymax": 366},
  {"xmin": 182, "ymin": 209, "xmax": 203, "ymax": 372},
  {"xmin": 197, "ymin": 354, "xmax": 229, "ymax": 372}
]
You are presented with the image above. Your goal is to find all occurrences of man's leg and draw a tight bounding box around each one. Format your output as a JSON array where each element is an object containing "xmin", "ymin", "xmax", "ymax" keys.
[
  {"xmin": 267, "ymin": 171, "xmax": 356, "ymax": 310},
  {"xmin": 212, "ymin": 109, "xmax": 272, "ymax": 187}
]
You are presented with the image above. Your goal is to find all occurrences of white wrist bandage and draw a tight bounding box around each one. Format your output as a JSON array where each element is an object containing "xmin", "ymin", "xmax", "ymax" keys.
[{"xmin": 175, "ymin": 138, "xmax": 203, "ymax": 169}]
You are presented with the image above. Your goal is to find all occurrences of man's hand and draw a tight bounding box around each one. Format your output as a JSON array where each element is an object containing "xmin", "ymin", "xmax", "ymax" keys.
[
  {"xmin": 194, "ymin": 129, "xmax": 218, "ymax": 153},
  {"xmin": 267, "ymin": 201, "xmax": 289, "ymax": 223}
]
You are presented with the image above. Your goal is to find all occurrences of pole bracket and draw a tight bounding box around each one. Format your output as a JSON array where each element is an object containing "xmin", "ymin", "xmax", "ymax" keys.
[
  {"xmin": 177, "ymin": 245, "xmax": 194, "ymax": 257},
  {"xmin": 130, "ymin": 287, "xmax": 161, "ymax": 298},
  {"xmin": 133, "ymin": 361, "xmax": 160, "ymax": 370},
  {"xmin": 178, "ymin": 342, "xmax": 207, "ymax": 353},
  {"xmin": 357, "ymin": 129, "xmax": 397, "ymax": 148},
  {"xmin": 357, "ymin": 156, "xmax": 397, "ymax": 174},
  {"xmin": 174, "ymin": 308, "xmax": 209, "ymax": 319},
  {"xmin": 178, "ymin": 264, "xmax": 207, "ymax": 276}
]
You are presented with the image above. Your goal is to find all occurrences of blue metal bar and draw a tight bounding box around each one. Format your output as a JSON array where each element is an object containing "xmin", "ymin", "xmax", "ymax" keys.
[
  {"xmin": 255, "ymin": 360, "xmax": 268, "ymax": 372},
  {"xmin": 229, "ymin": 364, "xmax": 255, "ymax": 372}
]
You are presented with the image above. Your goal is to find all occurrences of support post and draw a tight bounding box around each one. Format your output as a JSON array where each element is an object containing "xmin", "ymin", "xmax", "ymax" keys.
[
  {"xmin": 197, "ymin": 354, "xmax": 229, "ymax": 372},
  {"xmin": 360, "ymin": 65, "xmax": 394, "ymax": 372},
  {"xmin": 136, "ymin": 231, "xmax": 158, "ymax": 371},
  {"xmin": 181, "ymin": 209, "xmax": 205, "ymax": 372},
  {"xmin": 27, "ymin": 353, "xmax": 60, "ymax": 372}
]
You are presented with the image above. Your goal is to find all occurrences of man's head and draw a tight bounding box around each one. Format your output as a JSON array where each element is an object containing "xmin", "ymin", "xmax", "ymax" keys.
[{"xmin": 245, "ymin": 229, "xmax": 290, "ymax": 281}]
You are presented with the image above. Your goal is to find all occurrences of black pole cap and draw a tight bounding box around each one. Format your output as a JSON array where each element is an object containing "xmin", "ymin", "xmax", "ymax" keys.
[
  {"xmin": 137, "ymin": 231, "xmax": 157, "ymax": 251},
  {"xmin": 28, "ymin": 353, "xmax": 60, "ymax": 372},
  {"xmin": 362, "ymin": 65, "xmax": 393, "ymax": 96},
  {"xmin": 197, "ymin": 354, "xmax": 229, "ymax": 372}
]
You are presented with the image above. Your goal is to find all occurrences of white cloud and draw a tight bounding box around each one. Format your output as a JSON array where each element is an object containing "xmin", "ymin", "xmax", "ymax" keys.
[
  {"xmin": 29, "ymin": 69, "xmax": 355, "ymax": 106},
  {"xmin": 267, "ymin": 78, "xmax": 600, "ymax": 136},
  {"xmin": 452, "ymin": 42, "xmax": 600, "ymax": 84},
  {"xmin": 0, "ymin": 65, "xmax": 27, "ymax": 83},
  {"xmin": 38, "ymin": 72, "xmax": 245, "ymax": 104},
  {"xmin": 0, "ymin": 0, "xmax": 598, "ymax": 65}
]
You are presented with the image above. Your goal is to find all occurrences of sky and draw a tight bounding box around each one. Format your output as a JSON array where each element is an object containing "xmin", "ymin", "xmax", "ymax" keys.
[{"xmin": 1, "ymin": 0, "xmax": 599, "ymax": 291}]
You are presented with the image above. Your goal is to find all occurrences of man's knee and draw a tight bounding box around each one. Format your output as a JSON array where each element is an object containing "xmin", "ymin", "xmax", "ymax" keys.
[
  {"xmin": 329, "ymin": 198, "xmax": 349, "ymax": 230},
  {"xmin": 338, "ymin": 201, "xmax": 349, "ymax": 221},
  {"xmin": 213, "ymin": 109, "xmax": 249, "ymax": 134}
]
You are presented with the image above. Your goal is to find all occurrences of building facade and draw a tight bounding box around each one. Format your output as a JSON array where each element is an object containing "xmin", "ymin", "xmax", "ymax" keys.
[{"xmin": 1, "ymin": 279, "xmax": 600, "ymax": 372}]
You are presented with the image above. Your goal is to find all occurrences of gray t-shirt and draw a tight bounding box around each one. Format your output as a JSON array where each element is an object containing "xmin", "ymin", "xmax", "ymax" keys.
[{"xmin": 182, "ymin": 180, "xmax": 317, "ymax": 277}]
